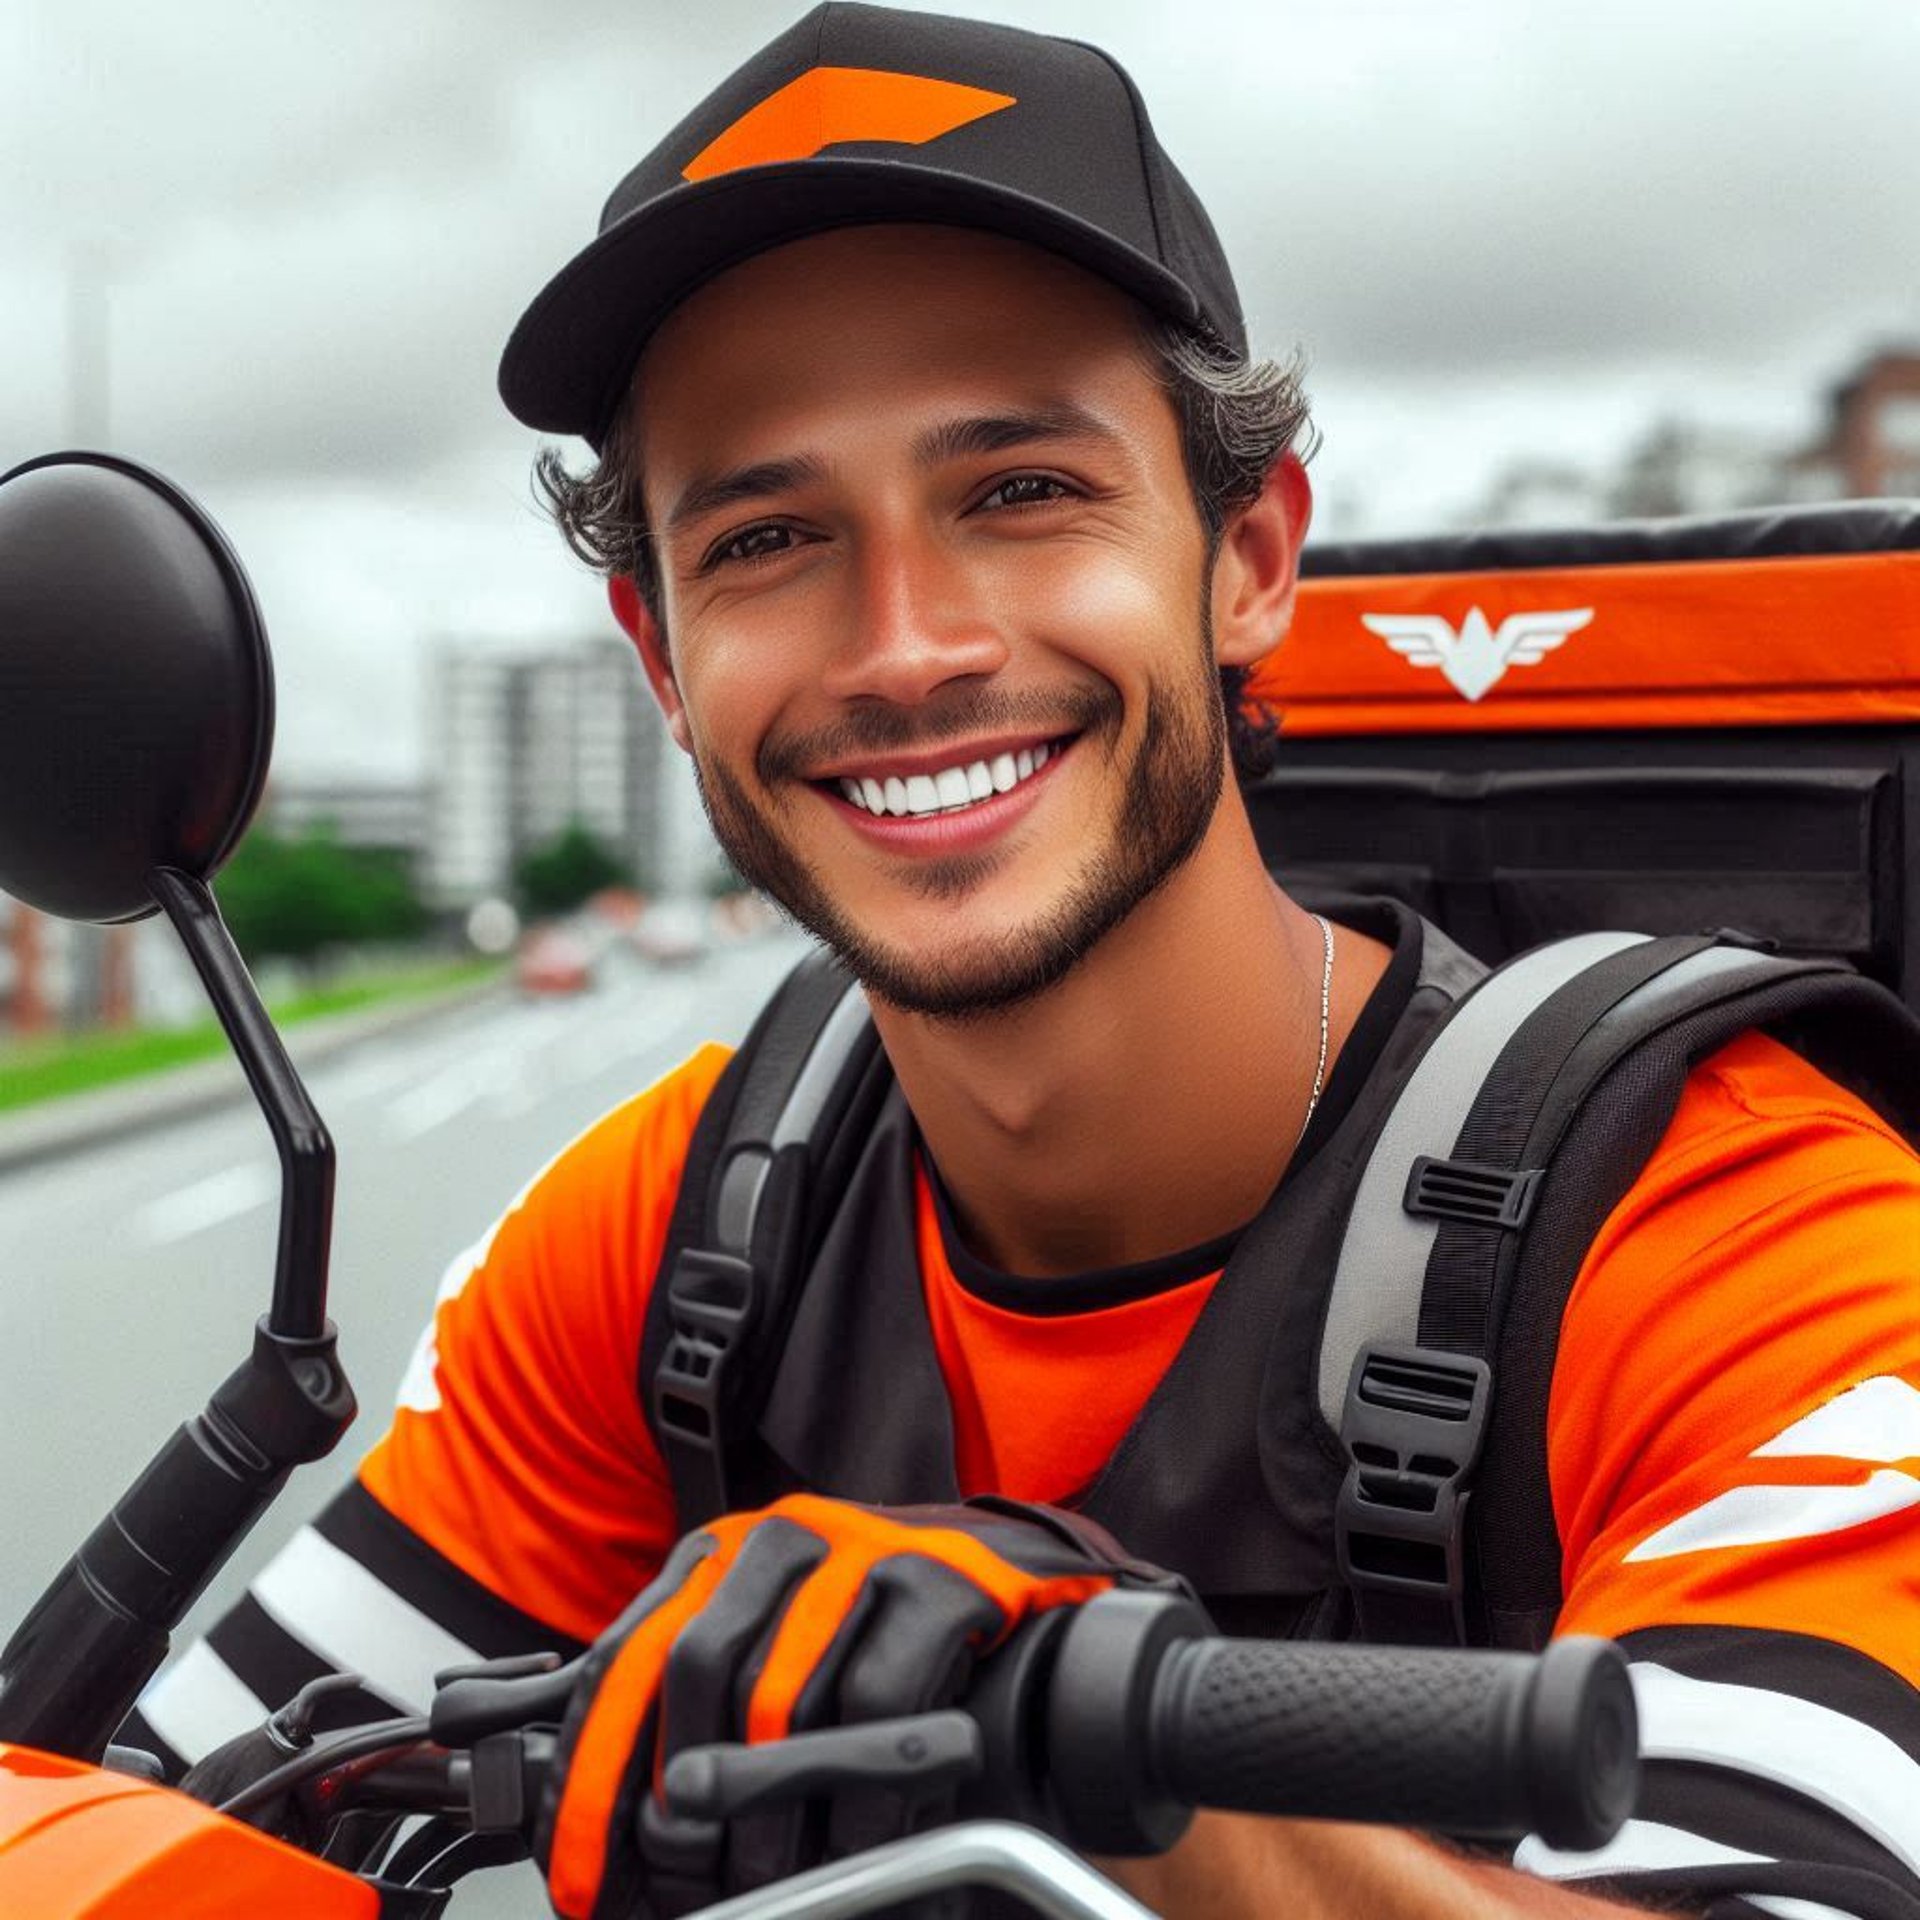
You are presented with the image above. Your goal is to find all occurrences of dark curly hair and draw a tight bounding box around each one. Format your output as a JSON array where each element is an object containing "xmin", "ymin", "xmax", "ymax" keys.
[{"xmin": 534, "ymin": 311, "xmax": 1314, "ymax": 781}]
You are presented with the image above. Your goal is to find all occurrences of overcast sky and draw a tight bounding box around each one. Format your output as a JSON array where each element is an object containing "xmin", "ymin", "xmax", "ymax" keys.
[{"xmin": 3, "ymin": 0, "xmax": 1915, "ymax": 777}]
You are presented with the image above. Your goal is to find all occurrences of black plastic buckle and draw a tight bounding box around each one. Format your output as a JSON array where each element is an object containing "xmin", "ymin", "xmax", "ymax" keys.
[
  {"xmin": 654, "ymin": 1248, "xmax": 756, "ymax": 1454},
  {"xmin": 1404, "ymin": 1156, "xmax": 1542, "ymax": 1230},
  {"xmin": 1335, "ymin": 1343, "xmax": 1491, "ymax": 1644}
]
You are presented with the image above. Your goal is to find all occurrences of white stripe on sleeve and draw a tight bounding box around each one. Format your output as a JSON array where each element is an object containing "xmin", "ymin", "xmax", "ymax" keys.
[
  {"xmin": 136, "ymin": 1638, "xmax": 271, "ymax": 1765},
  {"xmin": 1754, "ymin": 1377, "xmax": 1920, "ymax": 1463},
  {"xmin": 1519, "ymin": 1820, "xmax": 1861, "ymax": 1920},
  {"xmin": 1632, "ymin": 1663, "xmax": 1920, "ymax": 1876},
  {"xmin": 251, "ymin": 1525, "xmax": 480, "ymax": 1712},
  {"xmin": 1518, "ymin": 1815, "xmax": 1767, "ymax": 1881},
  {"xmin": 1625, "ymin": 1473, "xmax": 1920, "ymax": 1562}
]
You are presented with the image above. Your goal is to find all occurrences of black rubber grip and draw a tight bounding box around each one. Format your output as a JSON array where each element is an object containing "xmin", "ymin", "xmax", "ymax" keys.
[{"xmin": 1148, "ymin": 1634, "xmax": 1636, "ymax": 1850}]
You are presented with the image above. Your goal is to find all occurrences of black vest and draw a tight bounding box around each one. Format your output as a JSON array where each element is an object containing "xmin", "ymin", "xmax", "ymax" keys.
[{"xmin": 742, "ymin": 916, "xmax": 1487, "ymax": 1639}]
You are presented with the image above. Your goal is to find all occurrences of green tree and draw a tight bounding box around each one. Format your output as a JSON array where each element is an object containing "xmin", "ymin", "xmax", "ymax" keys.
[
  {"xmin": 216, "ymin": 825, "xmax": 427, "ymax": 966},
  {"xmin": 514, "ymin": 820, "xmax": 631, "ymax": 919}
]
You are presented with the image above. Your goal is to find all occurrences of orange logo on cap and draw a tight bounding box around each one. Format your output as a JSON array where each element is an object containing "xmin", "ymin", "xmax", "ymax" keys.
[{"xmin": 683, "ymin": 66, "xmax": 1017, "ymax": 182}]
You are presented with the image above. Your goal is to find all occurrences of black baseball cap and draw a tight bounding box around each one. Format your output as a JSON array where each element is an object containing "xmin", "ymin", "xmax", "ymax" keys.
[{"xmin": 498, "ymin": 2, "xmax": 1246, "ymax": 446}]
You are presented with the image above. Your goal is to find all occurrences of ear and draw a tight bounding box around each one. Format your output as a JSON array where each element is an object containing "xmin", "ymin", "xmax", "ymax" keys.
[
  {"xmin": 1210, "ymin": 452, "xmax": 1313, "ymax": 670},
  {"xmin": 608, "ymin": 575, "xmax": 692, "ymax": 753}
]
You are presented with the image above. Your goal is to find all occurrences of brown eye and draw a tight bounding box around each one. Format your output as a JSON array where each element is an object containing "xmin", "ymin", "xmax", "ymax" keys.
[
  {"xmin": 979, "ymin": 475, "xmax": 1070, "ymax": 511},
  {"xmin": 708, "ymin": 523, "xmax": 796, "ymax": 569}
]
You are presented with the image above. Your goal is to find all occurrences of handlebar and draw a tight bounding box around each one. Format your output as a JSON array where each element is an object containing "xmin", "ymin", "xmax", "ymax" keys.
[
  {"xmin": 1022, "ymin": 1593, "xmax": 1632, "ymax": 1853},
  {"xmin": 299, "ymin": 1592, "xmax": 1635, "ymax": 1869},
  {"xmin": 1146, "ymin": 1625, "xmax": 1632, "ymax": 1847}
]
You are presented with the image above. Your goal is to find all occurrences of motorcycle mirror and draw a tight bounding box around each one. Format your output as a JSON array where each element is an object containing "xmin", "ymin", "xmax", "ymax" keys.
[
  {"xmin": 0, "ymin": 451, "xmax": 274, "ymax": 924},
  {"xmin": 0, "ymin": 456, "xmax": 352, "ymax": 1767}
]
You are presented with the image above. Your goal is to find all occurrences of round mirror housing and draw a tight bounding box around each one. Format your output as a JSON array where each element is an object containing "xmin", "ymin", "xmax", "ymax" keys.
[{"xmin": 0, "ymin": 452, "xmax": 275, "ymax": 923}]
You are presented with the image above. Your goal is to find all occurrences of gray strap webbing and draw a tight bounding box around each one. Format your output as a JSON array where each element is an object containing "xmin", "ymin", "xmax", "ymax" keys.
[
  {"xmin": 1319, "ymin": 935, "xmax": 1799, "ymax": 1428},
  {"xmin": 652, "ymin": 958, "xmax": 877, "ymax": 1525},
  {"xmin": 712, "ymin": 977, "xmax": 873, "ymax": 1252},
  {"xmin": 1316, "ymin": 930, "xmax": 1649, "ymax": 1428}
]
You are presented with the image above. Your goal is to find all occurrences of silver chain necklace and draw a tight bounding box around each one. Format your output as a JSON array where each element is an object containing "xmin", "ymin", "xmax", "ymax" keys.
[{"xmin": 1294, "ymin": 912, "xmax": 1335, "ymax": 1151}]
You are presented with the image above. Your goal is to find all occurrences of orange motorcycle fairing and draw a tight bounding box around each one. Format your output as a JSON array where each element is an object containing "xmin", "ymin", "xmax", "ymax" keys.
[{"xmin": 0, "ymin": 1742, "xmax": 378, "ymax": 1918}]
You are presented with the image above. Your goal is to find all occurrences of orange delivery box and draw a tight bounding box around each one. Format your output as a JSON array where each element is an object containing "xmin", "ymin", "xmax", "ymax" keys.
[{"xmin": 1244, "ymin": 503, "xmax": 1920, "ymax": 1009}]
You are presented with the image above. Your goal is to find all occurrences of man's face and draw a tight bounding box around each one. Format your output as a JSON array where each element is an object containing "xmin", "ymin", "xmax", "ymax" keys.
[{"xmin": 633, "ymin": 225, "xmax": 1238, "ymax": 1018}]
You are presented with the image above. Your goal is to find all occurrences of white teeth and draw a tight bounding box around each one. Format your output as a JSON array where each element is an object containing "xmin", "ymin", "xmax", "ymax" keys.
[{"xmin": 838, "ymin": 743, "xmax": 1063, "ymax": 817}]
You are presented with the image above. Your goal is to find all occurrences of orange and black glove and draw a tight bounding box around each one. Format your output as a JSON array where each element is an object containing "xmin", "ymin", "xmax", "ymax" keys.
[{"xmin": 534, "ymin": 1492, "xmax": 1173, "ymax": 1920}]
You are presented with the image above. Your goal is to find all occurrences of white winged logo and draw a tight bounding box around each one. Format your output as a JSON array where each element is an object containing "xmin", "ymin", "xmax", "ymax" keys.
[{"xmin": 1361, "ymin": 606, "xmax": 1593, "ymax": 702}]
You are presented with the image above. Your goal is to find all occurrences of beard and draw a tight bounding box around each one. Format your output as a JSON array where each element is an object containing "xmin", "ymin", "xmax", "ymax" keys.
[{"xmin": 691, "ymin": 641, "xmax": 1229, "ymax": 1022}]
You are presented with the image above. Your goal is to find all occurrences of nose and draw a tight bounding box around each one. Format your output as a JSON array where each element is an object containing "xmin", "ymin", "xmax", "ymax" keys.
[{"xmin": 817, "ymin": 525, "xmax": 1010, "ymax": 707}]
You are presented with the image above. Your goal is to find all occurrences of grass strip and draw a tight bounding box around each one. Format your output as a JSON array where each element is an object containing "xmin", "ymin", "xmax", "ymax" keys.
[{"xmin": 0, "ymin": 957, "xmax": 504, "ymax": 1113}]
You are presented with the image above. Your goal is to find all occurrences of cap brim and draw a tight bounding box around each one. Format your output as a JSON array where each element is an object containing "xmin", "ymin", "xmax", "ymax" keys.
[{"xmin": 498, "ymin": 157, "xmax": 1205, "ymax": 444}]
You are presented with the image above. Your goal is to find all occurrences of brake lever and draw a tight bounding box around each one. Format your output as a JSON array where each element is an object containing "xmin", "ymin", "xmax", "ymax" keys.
[
  {"xmin": 663, "ymin": 1711, "xmax": 983, "ymax": 1822},
  {"xmin": 429, "ymin": 1648, "xmax": 576, "ymax": 1746}
]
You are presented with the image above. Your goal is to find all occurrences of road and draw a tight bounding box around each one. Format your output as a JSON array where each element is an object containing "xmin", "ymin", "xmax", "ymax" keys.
[
  {"xmin": 0, "ymin": 931, "xmax": 810, "ymax": 1912},
  {"xmin": 0, "ymin": 930, "xmax": 811, "ymax": 1628},
  {"xmin": 0, "ymin": 925, "xmax": 810, "ymax": 1904}
]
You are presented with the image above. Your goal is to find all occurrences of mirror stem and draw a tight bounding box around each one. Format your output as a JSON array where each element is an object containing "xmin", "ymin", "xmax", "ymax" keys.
[
  {"xmin": 0, "ymin": 869, "xmax": 354, "ymax": 1760},
  {"xmin": 149, "ymin": 865, "xmax": 333, "ymax": 1339}
]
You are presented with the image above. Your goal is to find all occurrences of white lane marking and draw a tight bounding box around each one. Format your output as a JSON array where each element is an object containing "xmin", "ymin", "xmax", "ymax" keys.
[
  {"xmin": 250, "ymin": 1527, "xmax": 478, "ymax": 1712},
  {"xmin": 536, "ymin": 982, "xmax": 700, "ymax": 1096},
  {"xmin": 384, "ymin": 978, "xmax": 705, "ymax": 1138},
  {"xmin": 384, "ymin": 1057, "xmax": 509, "ymax": 1141},
  {"xmin": 138, "ymin": 1163, "xmax": 276, "ymax": 1244},
  {"xmin": 380, "ymin": 997, "xmax": 585, "ymax": 1140},
  {"xmin": 381, "ymin": 1012, "xmax": 564, "ymax": 1139},
  {"xmin": 316, "ymin": 1045, "xmax": 442, "ymax": 1106},
  {"xmin": 136, "ymin": 1638, "xmax": 270, "ymax": 1764}
]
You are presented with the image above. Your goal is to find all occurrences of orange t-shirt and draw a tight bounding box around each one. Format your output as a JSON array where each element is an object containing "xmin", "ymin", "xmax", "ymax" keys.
[{"xmin": 360, "ymin": 1028, "xmax": 1920, "ymax": 1679}]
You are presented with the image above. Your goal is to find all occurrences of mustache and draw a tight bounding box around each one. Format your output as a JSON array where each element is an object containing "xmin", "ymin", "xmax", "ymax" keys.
[{"xmin": 759, "ymin": 683, "xmax": 1121, "ymax": 784}]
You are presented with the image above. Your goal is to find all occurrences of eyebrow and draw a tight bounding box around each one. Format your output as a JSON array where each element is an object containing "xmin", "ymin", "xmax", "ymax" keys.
[
  {"xmin": 663, "ymin": 454, "xmax": 829, "ymax": 537},
  {"xmin": 913, "ymin": 403, "xmax": 1123, "ymax": 467},
  {"xmin": 661, "ymin": 403, "xmax": 1123, "ymax": 538}
]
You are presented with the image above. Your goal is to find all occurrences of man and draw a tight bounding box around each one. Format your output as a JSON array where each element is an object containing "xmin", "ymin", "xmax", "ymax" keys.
[{"xmin": 134, "ymin": 8, "xmax": 1920, "ymax": 1918}]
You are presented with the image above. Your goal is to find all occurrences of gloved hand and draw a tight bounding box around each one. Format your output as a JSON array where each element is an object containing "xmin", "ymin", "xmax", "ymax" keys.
[{"xmin": 534, "ymin": 1492, "xmax": 1174, "ymax": 1920}]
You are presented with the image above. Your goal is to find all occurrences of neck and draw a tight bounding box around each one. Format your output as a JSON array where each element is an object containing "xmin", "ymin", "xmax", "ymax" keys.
[{"xmin": 871, "ymin": 790, "xmax": 1391, "ymax": 1277}]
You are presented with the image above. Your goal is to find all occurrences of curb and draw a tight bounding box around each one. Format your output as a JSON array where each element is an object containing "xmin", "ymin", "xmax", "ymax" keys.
[{"xmin": 0, "ymin": 975, "xmax": 511, "ymax": 1177}]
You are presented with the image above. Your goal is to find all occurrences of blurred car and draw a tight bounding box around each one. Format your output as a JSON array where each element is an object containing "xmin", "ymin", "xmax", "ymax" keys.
[
  {"xmin": 516, "ymin": 926, "xmax": 595, "ymax": 996},
  {"xmin": 631, "ymin": 897, "xmax": 709, "ymax": 967}
]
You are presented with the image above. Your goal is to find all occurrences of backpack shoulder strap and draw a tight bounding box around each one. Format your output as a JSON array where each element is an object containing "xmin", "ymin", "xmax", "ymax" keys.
[
  {"xmin": 639, "ymin": 945, "xmax": 885, "ymax": 1529},
  {"xmin": 1319, "ymin": 928, "xmax": 1875, "ymax": 1644}
]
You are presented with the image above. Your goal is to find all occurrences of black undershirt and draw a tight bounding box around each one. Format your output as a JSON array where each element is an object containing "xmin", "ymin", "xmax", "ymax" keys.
[{"xmin": 925, "ymin": 896, "xmax": 1423, "ymax": 1315}]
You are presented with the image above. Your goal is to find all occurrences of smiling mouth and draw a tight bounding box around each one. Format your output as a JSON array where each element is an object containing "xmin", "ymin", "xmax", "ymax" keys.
[{"xmin": 819, "ymin": 736, "xmax": 1075, "ymax": 820}]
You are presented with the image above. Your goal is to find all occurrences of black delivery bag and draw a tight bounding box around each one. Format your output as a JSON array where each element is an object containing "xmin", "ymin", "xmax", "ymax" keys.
[{"xmin": 1246, "ymin": 503, "xmax": 1920, "ymax": 1012}]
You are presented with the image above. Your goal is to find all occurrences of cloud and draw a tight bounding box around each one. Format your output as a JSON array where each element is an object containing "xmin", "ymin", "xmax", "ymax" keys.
[
  {"xmin": 3, "ymin": 0, "xmax": 1912, "ymax": 775},
  {"xmin": 6, "ymin": 0, "xmax": 1913, "ymax": 489},
  {"xmin": 7, "ymin": 0, "xmax": 1912, "ymax": 478}
]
